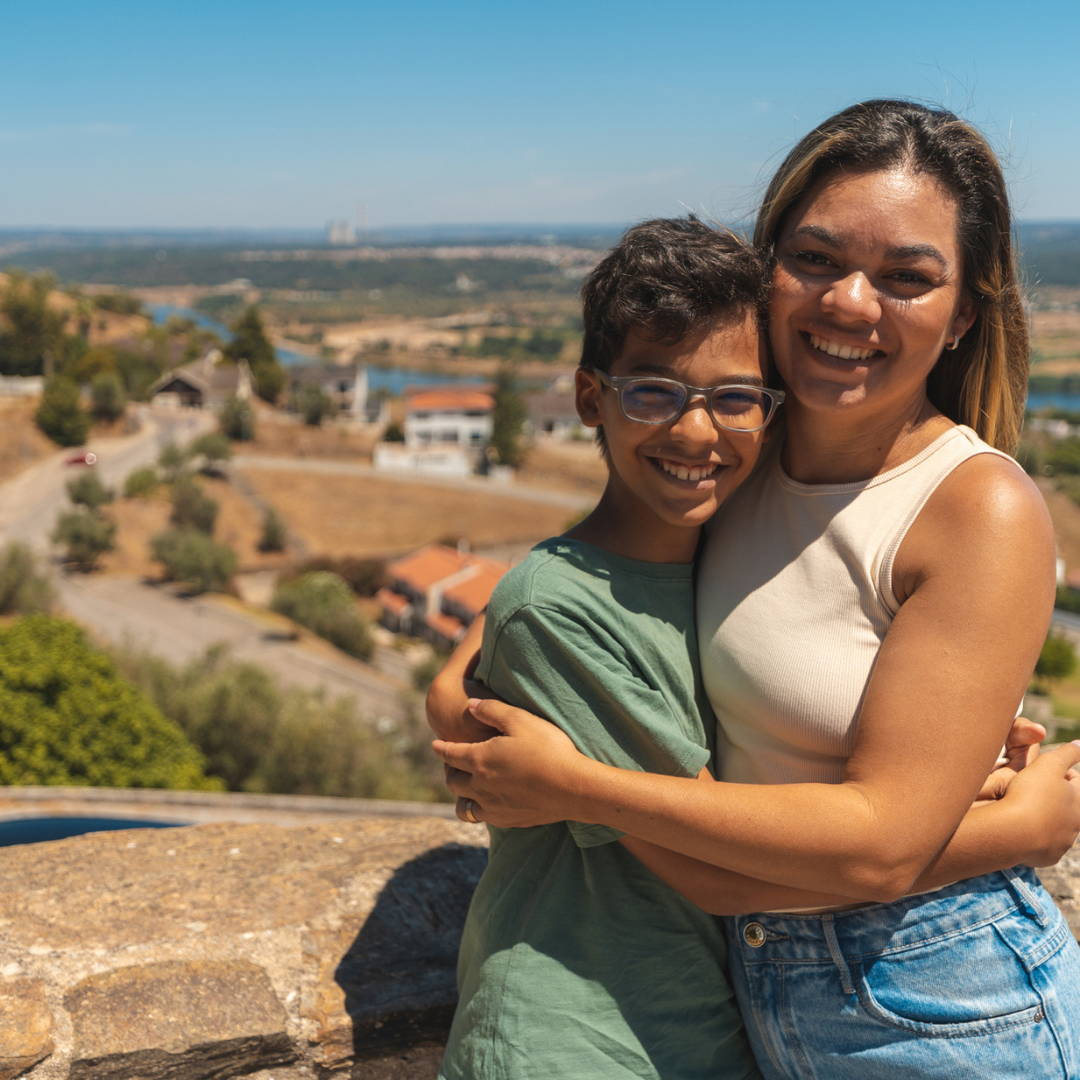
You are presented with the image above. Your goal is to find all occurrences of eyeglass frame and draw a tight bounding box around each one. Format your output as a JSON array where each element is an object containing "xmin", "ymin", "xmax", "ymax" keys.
[{"xmin": 591, "ymin": 369, "xmax": 785, "ymax": 433}]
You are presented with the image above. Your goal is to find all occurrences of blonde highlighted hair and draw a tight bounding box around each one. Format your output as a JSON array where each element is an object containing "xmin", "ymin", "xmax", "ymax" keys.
[{"xmin": 755, "ymin": 100, "xmax": 1028, "ymax": 452}]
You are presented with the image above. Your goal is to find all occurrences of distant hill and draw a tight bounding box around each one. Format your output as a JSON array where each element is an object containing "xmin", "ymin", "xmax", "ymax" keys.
[{"xmin": 1018, "ymin": 222, "xmax": 1080, "ymax": 287}]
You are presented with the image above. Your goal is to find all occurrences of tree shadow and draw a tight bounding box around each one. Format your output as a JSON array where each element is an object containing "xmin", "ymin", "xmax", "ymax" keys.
[{"xmin": 334, "ymin": 843, "xmax": 487, "ymax": 1073}]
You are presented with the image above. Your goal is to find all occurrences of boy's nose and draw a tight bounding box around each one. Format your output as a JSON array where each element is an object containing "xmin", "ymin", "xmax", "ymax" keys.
[{"xmin": 669, "ymin": 396, "xmax": 721, "ymax": 444}]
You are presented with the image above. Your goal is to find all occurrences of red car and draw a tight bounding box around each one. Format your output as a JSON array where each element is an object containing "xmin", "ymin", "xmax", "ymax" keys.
[{"xmin": 64, "ymin": 451, "xmax": 97, "ymax": 466}]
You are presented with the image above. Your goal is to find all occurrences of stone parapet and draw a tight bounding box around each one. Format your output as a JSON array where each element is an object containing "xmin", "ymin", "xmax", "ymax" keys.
[
  {"xmin": 0, "ymin": 813, "xmax": 486, "ymax": 1080},
  {"xmin": 0, "ymin": 792, "xmax": 1076, "ymax": 1080}
]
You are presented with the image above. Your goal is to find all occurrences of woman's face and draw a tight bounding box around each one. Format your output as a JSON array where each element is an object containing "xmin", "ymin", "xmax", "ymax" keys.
[{"xmin": 768, "ymin": 166, "xmax": 976, "ymax": 421}]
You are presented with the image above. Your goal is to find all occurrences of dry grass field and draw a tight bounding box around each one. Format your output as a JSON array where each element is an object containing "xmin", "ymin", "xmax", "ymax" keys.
[
  {"xmin": 517, "ymin": 439, "xmax": 608, "ymax": 497},
  {"xmin": 243, "ymin": 412, "xmax": 381, "ymax": 461},
  {"xmin": 237, "ymin": 467, "xmax": 580, "ymax": 558},
  {"xmin": 99, "ymin": 477, "xmax": 292, "ymax": 578},
  {"xmin": 0, "ymin": 399, "xmax": 61, "ymax": 484}
]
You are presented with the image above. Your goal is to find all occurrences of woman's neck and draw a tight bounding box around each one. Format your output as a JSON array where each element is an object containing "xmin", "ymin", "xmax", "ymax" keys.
[{"xmin": 782, "ymin": 393, "xmax": 952, "ymax": 485}]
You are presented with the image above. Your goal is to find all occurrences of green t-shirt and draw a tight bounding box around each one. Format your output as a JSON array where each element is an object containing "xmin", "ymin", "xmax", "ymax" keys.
[{"xmin": 439, "ymin": 538, "xmax": 759, "ymax": 1080}]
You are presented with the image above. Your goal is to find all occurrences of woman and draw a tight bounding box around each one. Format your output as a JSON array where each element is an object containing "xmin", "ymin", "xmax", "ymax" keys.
[{"xmin": 431, "ymin": 100, "xmax": 1080, "ymax": 1078}]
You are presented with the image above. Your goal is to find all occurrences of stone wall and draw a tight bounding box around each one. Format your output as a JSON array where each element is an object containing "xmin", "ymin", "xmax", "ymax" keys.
[
  {"xmin": 0, "ymin": 813, "xmax": 487, "ymax": 1080},
  {"xmin": 0, "ymin": 791, "xmax": 1076, "ymax": 1080}
]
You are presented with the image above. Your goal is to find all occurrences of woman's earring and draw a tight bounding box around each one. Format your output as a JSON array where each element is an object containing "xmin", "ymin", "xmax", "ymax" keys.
[{"xmin": 945, "ymin": 334, "xmax": 961, "ymax": 351}]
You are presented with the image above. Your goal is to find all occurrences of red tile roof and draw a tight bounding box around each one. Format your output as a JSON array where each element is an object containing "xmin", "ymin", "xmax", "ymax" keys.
[
  {"xmin": 375, "ymin": 587, "xmax": 411, "ymax": 616},
  {"xmin": 442, "ymin": 558, "xmax": 509, "ymax": 616},
  {"xmin": 425, "ymin": 610, "xmax": 465, "ymax": 641},
  {"xmin": 388, "ymin": 545, "xmax": 472, "ymax": 591},
  {"xmin": 406, "ymin": 389, "xmax": 494, "ymax": 413}
]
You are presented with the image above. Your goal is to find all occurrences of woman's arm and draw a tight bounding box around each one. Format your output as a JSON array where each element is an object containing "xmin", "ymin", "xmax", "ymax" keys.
[{"xmin": 437, "ymin": 458, "xmax": 1074, "ymax": 901}]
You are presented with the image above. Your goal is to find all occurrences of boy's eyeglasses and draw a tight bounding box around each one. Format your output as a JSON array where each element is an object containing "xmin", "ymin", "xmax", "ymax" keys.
[{"xmin": 593, "ymin": 370, "xmax": 785, "ymax": 433}]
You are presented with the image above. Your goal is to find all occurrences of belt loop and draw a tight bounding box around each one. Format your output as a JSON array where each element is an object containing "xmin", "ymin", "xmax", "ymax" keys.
[
  {"xmin": 1002, "ymin": 867, "xmax": 1049, "ymax": 927},
  {"xmin": 821, "ymin": 914, "xmax": 855, "ymax": 996}
]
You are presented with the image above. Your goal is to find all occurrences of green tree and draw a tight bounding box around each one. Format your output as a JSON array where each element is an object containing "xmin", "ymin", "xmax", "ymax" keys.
[
  {"xmin": 1034, "ymin": 630, "xmax": 1077, "ymax": 693},
  {"xmin": 0, "ymin": 271, "xmax": 67, "ymax": 376},
  {"xmin": 70, "ymin": 345, "xmax": 118, "ymax": 384},
  {"xmin": 123, "ymin": 465, "xmax": 160, "ymax": 499},
  {"xmin": 52, "ymin": 509, "xmax": 117, "ymax": 571},
  {"xmin": 381, "ymin": 420, "xmax": 405, "ymax": 443},
  {"xmin": 35, "ymin": 376, "xmax": 91, "ymax": 447},
  {"xmin": 89, "ymin": 371, "xmax": 127, "ymax": 422},
  {"xmin": 271, "ymin": 571, "xmax": 374, "ymax": 659},
  {"xmin": 219, "ymin": 395, "xmax": 256, "ymax": 441},
  {"xmin": 0, "ymin": 542, "xmax": 54, "ymax": 615},
  {"xmin": 1045, "ymin": 439, "xmax": 1080, "ymax": 477},
  {"xmin": 0, "ymin": 614, "xmax": 219, "ymax": 789},
  {"xmin": 258, "ymin": 507, "xmax": 288, "ymax": 553},
  {"xmin": 294, "ymin": 383, "xmax": 335, "ymax": 426},
  {"xmin": 488, "ymin": 364, "xmax": 528, "ymax": 468},
  {"xmin": 188, "ymin": 432, "xmax": 232, "ymax": 475},
  {"xmin": 157, "ymin": 440, "xmax": 189, "ymax": 478},
  {"xmin": 223, "ymin": 306, "xmax": 284, "ymax": 402},
  {"xmin": 151, "ymin": 528, "xmax": 237, "ymax": 593},
  {"xmin": 66, "ymin": 468, "xmax": 115, "ymax": 510},
  {"xmin": 169, "ymin": 477, "xmax": 218, "ymax": 535}
]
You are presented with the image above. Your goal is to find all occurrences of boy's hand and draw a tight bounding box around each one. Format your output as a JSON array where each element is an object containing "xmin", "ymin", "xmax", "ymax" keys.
[
  {"xmin": 975, "ymin": 716, "xmax": 1046, "ymax": 804},
  {"xmin": 998, "ymin": 741, "xmax": 1080, "ymax": 867}
]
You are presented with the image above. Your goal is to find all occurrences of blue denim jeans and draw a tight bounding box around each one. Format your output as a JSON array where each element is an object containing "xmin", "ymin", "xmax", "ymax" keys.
[{"xmin": 723, "ymin": 868, "xmax": 1080, "ymax": 1079}]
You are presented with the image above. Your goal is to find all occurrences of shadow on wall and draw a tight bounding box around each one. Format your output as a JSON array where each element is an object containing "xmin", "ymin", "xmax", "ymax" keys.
[{"xmin": 336, "ymin": 843, "xmax": 488, "ymax": 1071}]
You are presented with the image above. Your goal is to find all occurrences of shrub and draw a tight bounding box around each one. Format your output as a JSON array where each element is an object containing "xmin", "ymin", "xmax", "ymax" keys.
[
  {"xmin": 290, "ymin": 555, "xmax": 386, "ymax": 596},
  {"xmin": 219, "ymin": 394, "xmax": 256, "ymax": 441},
  {"xmin": 381, "ymin": 421, "xmax": 405, "ymax": 443},
  {"xmin": 112, "ymin": 643, "xmax": 445, "ymax": 800},
  {"xmin": 36, "ymin": 376, "xmax": 91, "ymax": 447},
  {"xmin": 294, "ymin": 383, "xmax": 335, "ymax": 426},
  {"xmin": 89, "ymin": 371, "xmax": 127, "ymax": 422},
  {"xmin": 1013, "ymin": 440, "xmax": 1041, "ymax": 476},
  {"xmin": 1045, "ymin": 439, "xmax": 1080, "ymax": 476},
  {"xmin": 66, "ymin": 468, "xmax": 115, "ymax": 510},
  {"xmin": 189, "ymin": 432, "xmax": 232, "ymax": 474},
  {"xmin": 0, "ymin": 542, "xmax": 54, "ymax": 615},
  {"xmin": 258, "ymin": 507, "xmax": 288, "ymax": 553},
  {"xmin": 271, "ymin": 571, "xmax": 374, "ymax": 660},
  {"xmin": 151, "ymin": 528, "xmax": 238, "ymax": 594},
  {"xmin": 52, "ymin": 509, "xmax": 116, "ymax": 571},
  {"xmin": 169, "ymin": 477, "xmax": 218, "ymax": 535},
  {"xmin": 123, "ymin": 465, "xmax": 160, "ymax": 498},
  {"xmin": 0, "ymin": 615, "xmax": 219, "ymax": 789},
  {"xmin": 1035, "ymin": 630, "xmax": 1077, "ymax": 692},
  {"xmin": 157, "ymin": 441, "xmax": 189, "ymax": 476}
]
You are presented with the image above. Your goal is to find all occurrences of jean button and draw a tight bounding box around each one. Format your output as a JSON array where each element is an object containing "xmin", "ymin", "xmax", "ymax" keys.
[{"xmin": 743, "ymin": 922, "xmax": 766, "ymax": 948}]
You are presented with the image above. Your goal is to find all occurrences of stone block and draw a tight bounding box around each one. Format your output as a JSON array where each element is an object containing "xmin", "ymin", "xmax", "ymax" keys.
[
  {"xmin": 0, "ymin": 977, "xmax": 54, "ymax": 1080},
  {"xmin": 65, "ymin": 960, "xmax": 296, "ymax": 1080}
]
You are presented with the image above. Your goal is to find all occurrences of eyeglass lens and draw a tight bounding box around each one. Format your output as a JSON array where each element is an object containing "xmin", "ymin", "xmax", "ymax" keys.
[{"xmin": 620, "ymin": 379, "xmax": 773, "ymax": 430}]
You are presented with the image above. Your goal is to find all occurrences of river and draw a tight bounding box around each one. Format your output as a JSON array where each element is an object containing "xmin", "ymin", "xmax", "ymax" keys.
[{"xmin": 148, "ymin": 304, "xmax": 482, "ymax": 394}]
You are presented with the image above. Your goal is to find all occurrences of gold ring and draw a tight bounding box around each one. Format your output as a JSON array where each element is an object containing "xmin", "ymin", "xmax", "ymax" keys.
[{"xmin": 463, "ymin": 799, "xmax": 480, "ymax": 824}]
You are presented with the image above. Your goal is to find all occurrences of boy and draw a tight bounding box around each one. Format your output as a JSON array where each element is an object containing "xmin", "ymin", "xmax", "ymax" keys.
[{"xmin": 437, "ymin": 217, "xmax": 777, "ymax": 1080}]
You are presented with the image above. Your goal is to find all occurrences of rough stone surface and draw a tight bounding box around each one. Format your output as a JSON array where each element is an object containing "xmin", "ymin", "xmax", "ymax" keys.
[
  {"xmin": 65, "ymin": 961, "xmax": 292, "ymax": 1079},
  {"xmin": 0, "ymin": 978, "xmax": 54, "ymax": 1080},
  {"xmin": 1037, "ymin": 855, "xmax": 1080, "ymax": 940},
  {"xmin": 0, "ymin": 814, "xmax": 486, "ymax": 1080}
]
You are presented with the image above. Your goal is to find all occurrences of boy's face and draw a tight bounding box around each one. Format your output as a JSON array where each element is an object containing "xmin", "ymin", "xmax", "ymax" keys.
[{"xmin": 576, "ymin": 310, "xmax": 767, "ymax": 552}]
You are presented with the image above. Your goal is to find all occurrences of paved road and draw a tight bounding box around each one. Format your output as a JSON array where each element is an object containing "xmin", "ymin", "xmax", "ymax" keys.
[
  {"xmin": 0, "ymin": 407, "xmax": 214, "ymax": 553},
  {"xmin": 57, "ymin": 573, "xmax": 412, "ymax": 722}
]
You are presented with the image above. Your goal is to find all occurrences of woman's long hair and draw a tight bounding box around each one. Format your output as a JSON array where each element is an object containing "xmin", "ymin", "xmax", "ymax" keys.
[{"xmin": 755, "ymin": 100, "xmax": 1028, "ymax": 452}]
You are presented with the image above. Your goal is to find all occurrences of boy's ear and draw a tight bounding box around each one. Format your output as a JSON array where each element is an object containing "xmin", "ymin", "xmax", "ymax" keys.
[{"xmin": 575, "ymin": 368, "xmax": 603, "ymax": 429}]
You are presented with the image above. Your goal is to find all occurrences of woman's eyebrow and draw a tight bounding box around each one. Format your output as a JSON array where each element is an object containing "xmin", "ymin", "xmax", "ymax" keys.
[
  {"xmin": 787, "ymin": 224, "xmax": 841, "ymax": 246},
  {"xmin": 885, "ymin": 243, "xmax": 948, "ymax": 267}
]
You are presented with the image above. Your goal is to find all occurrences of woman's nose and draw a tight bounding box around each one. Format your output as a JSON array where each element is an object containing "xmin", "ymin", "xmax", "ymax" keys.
[{"xmin": 822, "ymin": 271, "xmax": 880, "ymax": 323}]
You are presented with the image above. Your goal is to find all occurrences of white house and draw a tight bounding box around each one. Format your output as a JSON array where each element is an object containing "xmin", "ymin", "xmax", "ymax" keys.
[{"xmin": 375, "ymin": 386, "xmax": 494, "ymax": 476}]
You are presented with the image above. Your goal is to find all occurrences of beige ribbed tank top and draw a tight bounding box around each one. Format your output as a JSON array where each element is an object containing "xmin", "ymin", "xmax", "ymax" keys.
[{"xmin": 697, "ymin": 424, "xmax": 1019, "ymax": 786}]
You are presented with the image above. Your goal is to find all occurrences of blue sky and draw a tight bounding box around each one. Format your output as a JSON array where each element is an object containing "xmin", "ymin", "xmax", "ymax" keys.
[{"xmin": 1, "ymin": 0, "xmax": 1077, "ymax": 229}]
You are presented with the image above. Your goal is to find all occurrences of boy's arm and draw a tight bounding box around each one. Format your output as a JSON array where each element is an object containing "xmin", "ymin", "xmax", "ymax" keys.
[{"xmin": 426, "ymin": 615, "xmax": 494, "ymax": 744}]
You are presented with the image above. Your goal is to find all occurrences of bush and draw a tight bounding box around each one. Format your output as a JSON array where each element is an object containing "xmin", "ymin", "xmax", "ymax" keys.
[
  {"xmin": 189, "ymin": 432, "xmax": 232, "ymax": 474},
  {"xmin": 381, "ymin": 421, "xmax": 405, "ymax": 443},
  {"xmin": 271, "ymin": 571, "xmax": 374, "ymax": 660},
  {"xmin": 89, "ymin": 371, "xmax": 127, "ymax": 422},
  {"xmin": 1013, "ymin": 440, "xmax": 1041, "ymax": 476},
  {"xmin": 294, "ymin": 383, "xmax": 335, "ymax": 426},
  {"xmin": 1045, "ymin": 439, "xmax": 1080, "ymax": 476},
  {"xmin": 36, "ymin": 376, "xmax": 91, "ymax": 447},
  {"xmin": 0, "ymin": 542, "xmax": 54, "ymax": 615},
  {"xmin": 258, "ymin": 507, "xmax": 288, "ymax": 553},
  {"xmin": 1035, "ymin": 630, "xmax": 1077, "ymax": 691},
  {"xmin": 289, "ymin": 555, "xmax": 387, "ymax": 596},
  {"xmin": 157, "ymin": 441, "xmax": 189, "ymax": 476},
  {"xmin": 0, "ymin": 615, "xmax": 219, "ymax": 789},
  {"xmin": 123, "ymin": 465, "xmax": 160, "ymax": 499},
  {"xmin": 151, "ymin": 528, "xmax": 238, "ymax": 594},
  {"xmin": 52, "ymin": 509, "xmax": 116, "ymax": 571},
  {"xmin": 169, "ymin": 477, "xmax": 218, "ymax": 535},
  {"xmin": 219, "ymin": 395, "xmax": 256, "ymax": 441},
  {"xmin": 66, "ymin": 468, "xmax": 115, "ymax": 510},
  {"xmin": 111, "ymin": 644, "xmax": 445, "ymax": 800},
  {"xmin": 93, "ymin": 291, "xmax": 144, "ymax": 316}
]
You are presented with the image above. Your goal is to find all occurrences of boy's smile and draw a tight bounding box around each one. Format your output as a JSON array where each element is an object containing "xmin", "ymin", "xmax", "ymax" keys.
[{"xmin": 571, "ymin": 311, "xmax": 768, "ymax": 564}]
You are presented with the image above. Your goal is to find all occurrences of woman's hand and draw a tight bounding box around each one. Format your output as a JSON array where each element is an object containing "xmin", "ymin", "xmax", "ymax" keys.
[
  {"xmin": 433, "ymin": 698, "xmax": 595, "ymax": 828},
  {"xmin": 995, "ymin": 741, "xmax": 1080, "ymax": 867}
]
